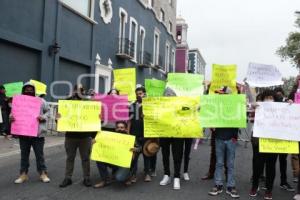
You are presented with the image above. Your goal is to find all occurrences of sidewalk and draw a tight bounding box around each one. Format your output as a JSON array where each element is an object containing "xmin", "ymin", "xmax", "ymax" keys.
[{"xmin": 0, "ymin": 133, "xmax": 65, "ymax": 159}]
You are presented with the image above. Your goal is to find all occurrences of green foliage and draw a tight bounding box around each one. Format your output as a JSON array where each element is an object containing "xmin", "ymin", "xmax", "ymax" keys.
[
  {"xmin": 277, "ymin": 16, "xmax": 300, "ymax": 68},
  {"xmin": 282, "ymin": 76, "xmax": 296, "ymax": 96}
]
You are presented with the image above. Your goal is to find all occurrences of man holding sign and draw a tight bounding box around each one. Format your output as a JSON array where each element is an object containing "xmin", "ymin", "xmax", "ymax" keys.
[
  {"xmin": 93, "ymin": 121, "xmax": 140, "ymax": 188},
  {"xmin": 58, "ymin": 85, "xmax": 100, "ymax": 188},
  {"xmin": 10, "ymin": 82, "xmax": 50, "ymax": 184}
]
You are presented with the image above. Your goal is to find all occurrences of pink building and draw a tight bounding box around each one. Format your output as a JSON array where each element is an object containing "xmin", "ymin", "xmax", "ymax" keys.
[{"xmin": 175, "ymin": 16, "xmax": 189, "ymax": 72}]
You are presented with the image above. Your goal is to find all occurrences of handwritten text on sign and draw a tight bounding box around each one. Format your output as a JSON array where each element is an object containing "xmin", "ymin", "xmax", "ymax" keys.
[
  {"xmin": 57, "ymin": 100, "xmax": 101, "ymax": 132},
  {"xmin": 246, "ymin": 63, "xmax": 283, "ymax": 87},
  {"xmin": 91, "ymin": 131, "xmax": 135, "ymax": 168},
  {"xmin": 143, "ymin": 97, "xmax": 203, "ymax": 138},
  {"xmin": 11, "ymin": 95, "xmax": 42, "ymax": 137},
  {"xmin": 259, "ymin": 138, "xmax": 299, "ymax": 154},
  {"xmin": 113, "ymin": 68, "xmax": 136, "ymax": 102},
  {"xmin": 209, "ymin": 64, "xmax": 237, "ymax": 94},
  {"xmin": 166, "ymin": 73, "xmax": 204, "ymax": 96},
  {"xmin": 200, "ymin": 95, "xmax": 247, "ymax": 128},
  {"xmin": 253, "ymin": 102, "xmax": 300, "ymax": 141}
]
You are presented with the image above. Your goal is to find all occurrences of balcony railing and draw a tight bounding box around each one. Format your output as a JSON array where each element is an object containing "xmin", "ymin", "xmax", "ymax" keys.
[
  {"xmin": 138, "ymin": 51, "xmax": 152, "ymax": 68},
  {"xmin": 116, "ymin": 38, "xmax": 135, "ymax": 59}
]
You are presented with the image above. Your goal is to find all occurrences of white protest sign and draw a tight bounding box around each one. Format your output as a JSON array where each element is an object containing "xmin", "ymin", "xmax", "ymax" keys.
[
  {"xmin": 246, "ymin": 62, "xmax": 283, "ymax": 87},
  {"xmin": 253, "ymin": 102, "xmax": 300, "ymax": 141}
]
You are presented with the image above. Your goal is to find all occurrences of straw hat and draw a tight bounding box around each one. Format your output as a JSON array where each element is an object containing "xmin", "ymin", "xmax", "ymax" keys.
[{"xmin": 143, "ymin": 139, "xmax": 160, "ymax": 157}]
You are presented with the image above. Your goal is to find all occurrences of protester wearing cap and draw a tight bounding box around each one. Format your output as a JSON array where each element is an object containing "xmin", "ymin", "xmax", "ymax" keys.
[
  {"xmin": 128, "ymin": 86, "xmax": 157, "ymax": 183},
  {"xmin": 11, "ymin": 82, "xmax": 50, "ymax": 184},
  {"xmin": 208, "ymin": 86, "xmax": 240, "ymax": 198}
]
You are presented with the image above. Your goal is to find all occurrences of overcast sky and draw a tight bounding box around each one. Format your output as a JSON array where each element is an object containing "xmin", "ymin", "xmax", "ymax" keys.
[{"xmin": 177, "ymin": 0, "xmax": 300, "ymax": 81}]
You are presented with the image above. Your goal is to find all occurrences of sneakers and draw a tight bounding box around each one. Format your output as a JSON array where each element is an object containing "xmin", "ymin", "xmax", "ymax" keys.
[
  {"xmin": 59, "ymin": 178, "xmax": 72, "ymax": 188},
  {"xmin": 14, "ymin": 173, "xmax": 29, "ymax": 184},
  {"xmin": 293, "ymin": 177, "xmax": 299, "ymax": 183},
  {"xmin": 173, "ymin": 178, "xmax": 180, "ymax": 190},
  {"xmin": 183, "ymin": 173, "xmax": 190, "ymax": 181},
  {"xmin": 226, "ymin": 187, "xmax": 240, "ymax": 198},
  {"xmin": 130, "ymin": 175, "xmax": 137, "ymax": 183},
  {"xmin": 209, "ymin": 185, "xmax": 223, "ymax": 196},
  {"xmin": 160, "ymin": 175, "xmax": 171, "ymax": 186},
  {"xmin": 144, "ymin": 174, "xmax": 152, "ymax": 182},
  {"xmin": 249, "ymin": 187, "xmax": 259, "ymax": 197},
  {"xmin": 280, "ymin": 183, "xmax": 295, "ymax": 192},
  {"xmin": 83, "ymin": 178, "xmax": 92, "ymax": 187},
  {"xmin": 93, "ymin": 181, "xmax": 106, "ymax": 188},
  {"xmin": 264, "ymin": 191, "xmax": 273, "ymax": 200},
  {"xmin": 294, "ymin": 194, "xmax": 300, "ymax": 200},
  {"xmin": 201, "ymin": 174, "xmax": 214, "ymax": 180},
  {"xmin": 150, "ymin": 171, "xmax": 157, "ymax": 177},
  {"xmin": 40, "ymin": 172, "xmax": 50, "ymax": 183}
]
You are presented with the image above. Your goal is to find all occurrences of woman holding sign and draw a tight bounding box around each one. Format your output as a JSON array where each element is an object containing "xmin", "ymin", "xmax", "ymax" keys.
[{"xmin": 11, "ymin": 82, "xmax": 50, "ymax": 184}]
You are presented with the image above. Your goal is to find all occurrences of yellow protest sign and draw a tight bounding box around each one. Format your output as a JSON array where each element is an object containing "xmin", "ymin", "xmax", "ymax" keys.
[
  {"xmin": 259, "ymin": 138, "xmax": 299, "ymax": 154},
  {"xmin": 143, "ymin": 97, "xmax": 203, "ymax": 138},
  {"xmin": 91, "ymin": 131, "xmax": 135, "ymax": 168},
  {"xmin": 113, "ymin": 68, "xmax": 136, "ymax": 101},
  {"xmin": 30, "ymin": 80, "xmax": 47, "ymax": 95},
  {"xmin": 209, "ymin": 64, "xmax": 237, "ymax": 94},
  {"xmin": 57, "ymin": 100, "xmax": 101, "ymax": 132}
]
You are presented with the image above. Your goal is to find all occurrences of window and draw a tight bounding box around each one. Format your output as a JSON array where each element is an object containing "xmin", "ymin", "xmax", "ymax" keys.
[
  {"xmin": 139, "ymin": 27, "xmax": 146, "ymax": 63},
  {"xmin": 176, "ymin": 30, "xmax": 182, "ymax": 41},
  {"xmin": 169, "ymin": 0, "xmax": 173, "ymax": 6},
  {"xmin": 61, "ymin": 0, "xmax": 93, "ymax": 17},
  {"xmin": 160, "ymin": 9, "xmax": 165, "ymax": 22},
  {"xmin": 129, "ymin": 17, "xmax": 138, "ymax": 61},
  {"xmin": 169, "ymin": 21, "xmax": 173, "ymax": 33},
  {"xmin": 153, "ymin": 30, "xmax": 160, "ymax": 66},
  {"xmin": 171, "ymin": 49, "xmax": 175, "ymax": 72},
  {"xmin": 119, "ymin": 8, "xmax": 128, "ymax": 52},
  {"xmin": 165, "ymin": 42, "xmax": 170, "ymax": 72}
]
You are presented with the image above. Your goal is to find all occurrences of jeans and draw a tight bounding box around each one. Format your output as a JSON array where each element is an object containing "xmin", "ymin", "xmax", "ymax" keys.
[
  {"xmin": 252, "ymin": 142, "xmax": 278, "ymax": 191},
  {"xmin": 279, "ymin": 154, "xmax": 288, "ymax": 185},
  {"xmin": 160, "ymin": 138, "xmax": 184, "ymax": 178},
  {"xmin": 64, "ymin": 137, "xmax": 91, "ymax": 179},
  {"xmin": 96, "ymin": 162, "xmax": 130, "ymax": 182},
  {"xmin": 215, "ymin": 139, "xmax": 236, "ymax": 187},
  {"xmin": 19, "ymin": 137, "xmax": 47, "ymax": 174},
  {"xmin": 132, "ymin": 138, "xmax": 157, "ymax": 176},
  {"xmin": 183, "ymin": 138, "xmax": 193, "ymax": 173}
]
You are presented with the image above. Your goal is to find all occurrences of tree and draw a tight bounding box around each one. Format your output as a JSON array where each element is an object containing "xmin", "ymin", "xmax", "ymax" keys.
[
  {"xmin": 282, "ymin": 76, "xmax": 296, "ymax": 96},
  {"xmin": 277, "ymin": 14, "xmax": 300, "ymax": 69}
]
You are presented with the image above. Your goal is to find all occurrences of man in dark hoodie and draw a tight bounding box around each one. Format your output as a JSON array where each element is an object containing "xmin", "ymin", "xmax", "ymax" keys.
[
  {"xmin": 59, "ymin": 85, "xmax": 97, "ymax": 188},
  {"xmin": 11, "ymin": 82, "xmax": 50, "ymax": 184}
]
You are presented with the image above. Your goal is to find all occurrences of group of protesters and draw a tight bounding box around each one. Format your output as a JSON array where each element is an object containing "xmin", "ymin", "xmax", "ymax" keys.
[{"xmin": 1, "ymin": 75, "xmax": 300, "ymax": 200}]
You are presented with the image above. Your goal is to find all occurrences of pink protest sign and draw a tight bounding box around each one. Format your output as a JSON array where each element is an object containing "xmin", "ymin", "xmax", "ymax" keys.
[
  {"xmin": 295, "ymin": 93, "xmax": 300, "ymax": 104},
  {"xmin": 94, "ymin": 95, "xmax": 129, "ymax": 122},
  {"xmin": 11, "ymin": 95, "xmax": 42, "ymax": 137}
]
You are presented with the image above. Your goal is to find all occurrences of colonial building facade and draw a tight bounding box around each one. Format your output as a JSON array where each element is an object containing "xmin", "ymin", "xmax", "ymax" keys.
[
  {"xmin": 175, "ymin": 16, "xmax": 206, "ymax": 76},
  {"xmin": 0, "ymin": 0, "xmax": 177, "ymax": 99},
  {"xmin": 188, "ymin": 49, "xmax": 206, "ymax": 75}
]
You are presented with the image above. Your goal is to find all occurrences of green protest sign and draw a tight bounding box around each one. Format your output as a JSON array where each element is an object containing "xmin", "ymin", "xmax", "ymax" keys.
[
  {"xmin": 145, "ymin": 79, "xmax": 166, "ymax": 97},
  {"xmin": 4, "ymin": 82, "xmax": 23, "ymax": 97},
  {"xmin": 166, "ymin": 73, "xmax": 204, "ymax": 96},
  {"xmin": 199, "ymin": 94, "xmax": 247, "ymax": 128}
]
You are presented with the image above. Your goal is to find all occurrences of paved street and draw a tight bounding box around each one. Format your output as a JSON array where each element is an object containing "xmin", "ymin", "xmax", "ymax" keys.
[{"xmin": 0, "ymin": 136, "xmax": 295, "ymax": 200}]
